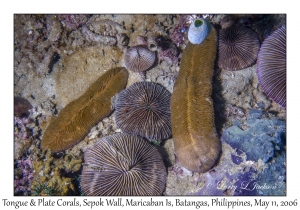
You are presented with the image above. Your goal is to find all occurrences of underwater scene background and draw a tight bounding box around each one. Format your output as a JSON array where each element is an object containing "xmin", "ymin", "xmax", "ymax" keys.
[{"xmin": 13, "ymin": 14, "xmax": 286, "ymax": 196}]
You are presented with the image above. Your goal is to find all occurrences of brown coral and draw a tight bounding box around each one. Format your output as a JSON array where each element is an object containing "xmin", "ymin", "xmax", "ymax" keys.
[
  {"xmin": 80, "ymin": 133, "xmax": 167, "ymax": 196},
  {"xmin": 41, "ymin": 67, "xmax": 128, "ymax": 152},
  {"xmin": 171, "ymin": 25, "xmax": 221, "ymax": 173}
]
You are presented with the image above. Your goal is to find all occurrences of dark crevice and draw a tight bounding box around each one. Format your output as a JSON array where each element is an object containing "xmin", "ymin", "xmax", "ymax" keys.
[{"xmin": 48, "ymin": 52, "xmax": 60, "ymax": 74}]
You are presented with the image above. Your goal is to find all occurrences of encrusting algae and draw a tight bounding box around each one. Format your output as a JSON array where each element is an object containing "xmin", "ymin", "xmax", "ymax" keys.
[{"xmin": 31, "ymin": 149, "xmax": 82, "ymax": 195}]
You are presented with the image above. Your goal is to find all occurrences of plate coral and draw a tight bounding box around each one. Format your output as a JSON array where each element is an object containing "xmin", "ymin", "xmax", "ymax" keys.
[
  {"xmin": 80, "ymin": 133, "xmax": 166, "ymax": 195},
  {"xmin": 115, "ymin": 81, "xmax": 172, "ymax": 141}
]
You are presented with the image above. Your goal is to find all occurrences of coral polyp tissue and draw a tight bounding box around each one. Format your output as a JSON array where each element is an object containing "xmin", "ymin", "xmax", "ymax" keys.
[
  {"xmin": 115, "ymin": 81, "xmax": 172, "ymax": 141},
  {"xmin": 41, "ymin": 67, "xmax": 128, "ymax": 152},
  {"xmin": 80, "ymin": 133, "xmax": 166, "ymax": 196},
  {"xmin": 218, "ymin": 23, "xmax": 260, "ymax": 71},
  {"xmin": 171, "ymin": 18, "xmax": 221, "ymax": 173},
  {"xmin": 257, "ymin": 26, "xmax": 286, "ymax": 107},
  {"xmin": 14, "ymin": 14, "xmax": 286, "ymax": 196}
]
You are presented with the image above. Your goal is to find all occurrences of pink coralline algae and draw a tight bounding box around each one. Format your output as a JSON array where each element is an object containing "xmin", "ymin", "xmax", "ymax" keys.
[
  {"xmin": 144, "ymin": 34, "xmax": 179, "ymax": 65},
  {"xmin": 58, "ymin": 14, "xmax": 89, "ymax": 31},
  {"xmin": 155, "ymin": 35, "xmax": 179, "ymax": 64},
  {"xmin": 14, "ymin": 116, "xmax": 33, "ymax": 141},
  {"xmin": 158, "ymin": 45, "xmax": 179, "ymax": 64},
  {"xmin": 171, "ymin": 15, "xmax": 190, "ymax": 47},
  {"xmin": 148, "ymin": 35, "xmax": 179, "ymax": 64},
  {"xmin": 224, "ymin": 104, "xmax": 246, "ymax": 122},
  {"xmin": 14, "ymin": 115, "xmax": 35, "ymax": 160},
  {"xmin": 14, "ymin": 159, "xmax": 34, "ymax": 195}
]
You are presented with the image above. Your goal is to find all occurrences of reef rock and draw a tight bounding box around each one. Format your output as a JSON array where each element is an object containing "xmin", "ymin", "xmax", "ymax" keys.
[{"xmin": 222, "ymin": 109, "xmax": 286, "ymax": 163}]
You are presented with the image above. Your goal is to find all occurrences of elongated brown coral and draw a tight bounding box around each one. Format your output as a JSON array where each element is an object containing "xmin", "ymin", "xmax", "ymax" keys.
[
  {"xmin": 171, "ymin": 25, "xmax": 221, "ymax": 173},
  {"xmin": 80, "ymin": 133, "xmax": 166, "ymax": 196},
  {"xmin": 41, "ymin": 67, "xmax": 128, "ymax": 152}
]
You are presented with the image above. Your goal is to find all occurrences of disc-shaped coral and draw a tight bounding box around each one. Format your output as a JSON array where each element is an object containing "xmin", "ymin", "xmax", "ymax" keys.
[
  {"xmin": 80, "ymin": 133, "xmax": 167, "ymax": 196},
  {"xmin": 218, "ymin": 23, "xmax": 260, "ymax": 71},
  {"xmin": 124, "ymin": 45, "xmax": 156, "ymax": 72},
  {"xmin": 41, "ymin": 67, "xmax": 128, "ymax": 152},
  {"xmin": 257, "ymin": 26, "xmax": 286, "ymax": 107},
  {"xmin": 115, "ymin": 81, "xmax": 171, "ymax": 141}
]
